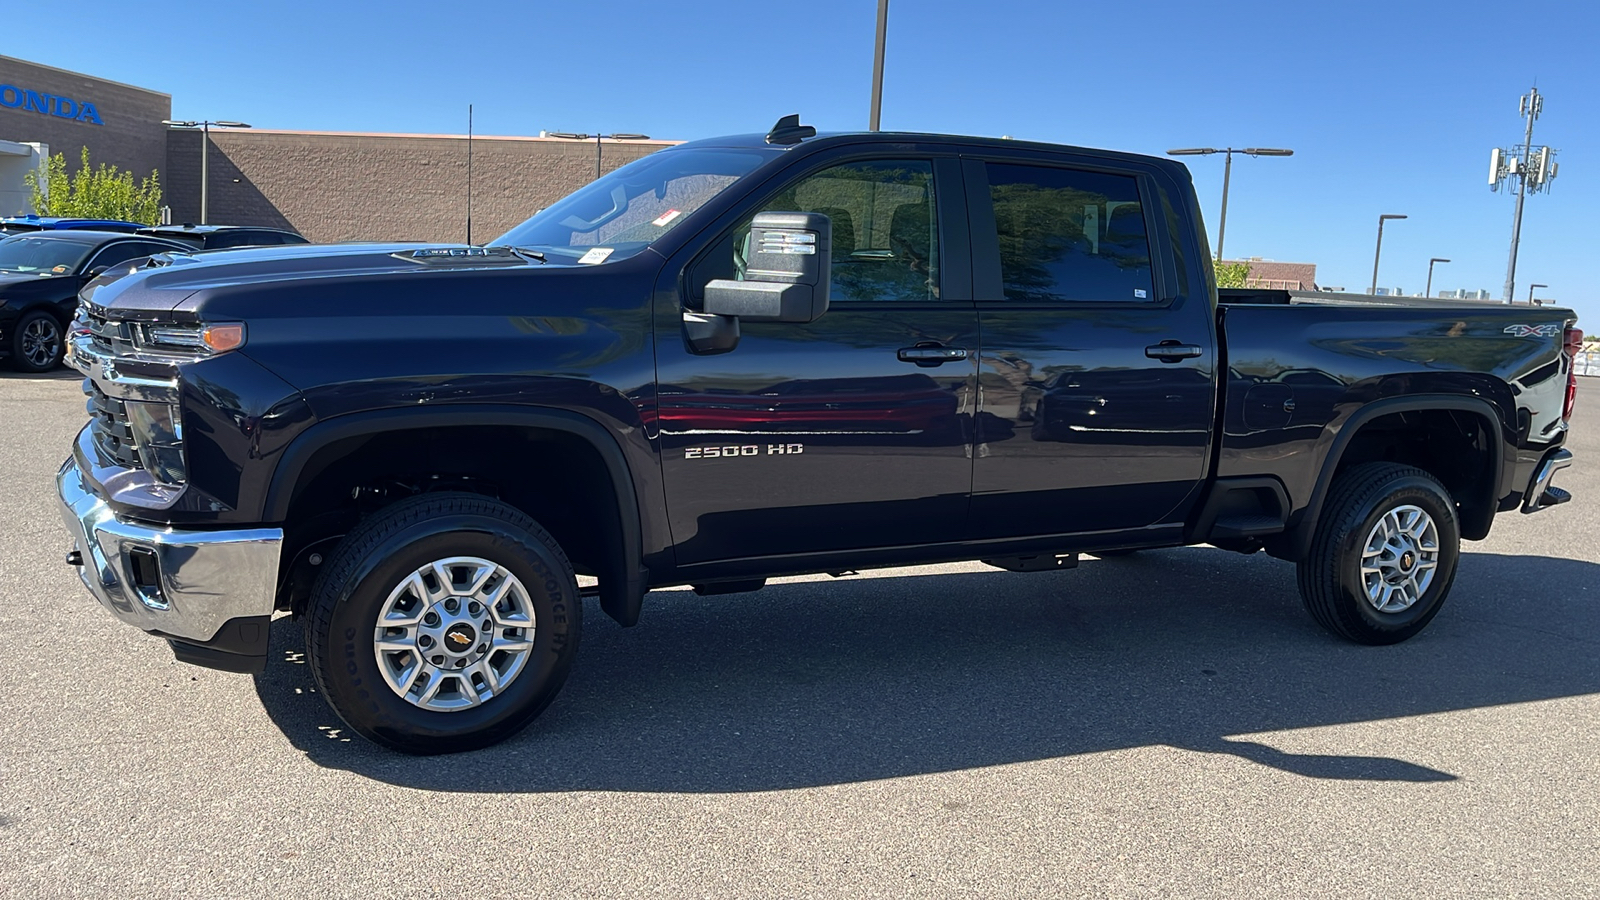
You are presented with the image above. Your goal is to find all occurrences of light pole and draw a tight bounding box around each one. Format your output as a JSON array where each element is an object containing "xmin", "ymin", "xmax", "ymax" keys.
[
  {"xmin": 1425, "ymin": 257, "xmax": 1450, "ymax": 300},
  {"xmin": 1166, "ymin": 147, "xmax": 1293, "ymax": 262},
  {"xmin": 869, "ymin": 0, "xmax": 889, "ymax": 131},
  {"xmin": 162, "ymin": 119, "xmax": 251, "ymax": 224},
  {"xmin": 548, "ymin": 132, "xmax": 651, "ymax": 180},
  {"xmin": 1370, "ymin": 214, "xmax": 1407, "ymax": 295},
  {"xmin": 1528, "ymin": 283, "xmax": 1548, "ymax": 306}
]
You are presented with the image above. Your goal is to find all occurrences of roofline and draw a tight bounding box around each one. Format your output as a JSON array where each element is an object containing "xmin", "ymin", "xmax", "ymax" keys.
[
  {"xmin": 0, "ymin": 55, "xmax": 171, "ymax": 99},
  {"xmin": 3, "ymin": 229, "xmax": 144, "ymax": 242},
  {"xmin": 174, "ymin": 126, "xmax": 681, "ymax": 145}
]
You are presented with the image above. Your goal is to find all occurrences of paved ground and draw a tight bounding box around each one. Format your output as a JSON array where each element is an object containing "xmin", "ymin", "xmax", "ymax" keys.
[{"xmin": 1, "ymin": 369, "xmax": 1597, "ymax": 899}]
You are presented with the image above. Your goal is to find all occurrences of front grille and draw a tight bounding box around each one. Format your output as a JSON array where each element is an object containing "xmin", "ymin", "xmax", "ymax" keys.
[
  {"xmin": 82, "ymin": 306, "xmax": 137, "ymax": 357},
  {"xmin": 86, "ymin": 381, "xmax": 143, "ymax": 470}
]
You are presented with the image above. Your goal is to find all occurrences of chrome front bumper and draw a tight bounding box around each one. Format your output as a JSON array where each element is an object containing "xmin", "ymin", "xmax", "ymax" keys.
[
  {"xmin": 56, "ymin": 455, "xmax": 283, "ymax": 643},
  {"xmin": 1522, "ymin": 447, "xmax": 1574, "ymax": 513}
]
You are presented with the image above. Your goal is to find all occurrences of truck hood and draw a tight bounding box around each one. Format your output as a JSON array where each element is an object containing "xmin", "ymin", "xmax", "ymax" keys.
[{"xmin": 78, "ymin": 242, "xmax": 556, "ymax": 320}]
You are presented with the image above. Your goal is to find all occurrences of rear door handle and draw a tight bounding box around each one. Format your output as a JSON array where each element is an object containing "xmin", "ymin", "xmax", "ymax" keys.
[
  {"xmin": 1144, "ymin": 342, "xmax": 1204, "ymax": 361},
  {"xmin": 898, "ymin": 343, "xmax": 969, "ymax": 366}
]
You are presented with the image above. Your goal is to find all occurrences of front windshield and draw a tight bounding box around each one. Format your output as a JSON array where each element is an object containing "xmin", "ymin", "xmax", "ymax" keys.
[
  {"xmin": 493, "ymin": 147, "xmax": 774, "ymax": 262},
  {"xmin": 0, "ymin": 236, "xmax": 92, "ymax": 275}
]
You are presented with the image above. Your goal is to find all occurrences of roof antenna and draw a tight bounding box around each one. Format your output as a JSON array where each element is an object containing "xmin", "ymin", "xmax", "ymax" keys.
[
  {"xmin": 466, "ymin": 104, "xmax": 474, "ymax": 245},
  {"xmin": 766, "ymin": 114, "xmax": 815, "ymax": 145}
]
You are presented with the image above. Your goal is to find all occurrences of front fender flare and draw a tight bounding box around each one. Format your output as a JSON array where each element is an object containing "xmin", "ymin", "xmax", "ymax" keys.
[{"xmin": 262, "ymin": 405, "xmax": 648, "ymax": 626}]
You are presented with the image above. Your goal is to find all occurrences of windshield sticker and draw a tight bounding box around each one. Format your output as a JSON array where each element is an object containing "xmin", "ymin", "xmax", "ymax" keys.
[
  {"xmin": 578, "ymin": 247, "xmax": 614, "ymax": 265},
  {"xmin": 1134, "ymin": 289, "xmax": 1148, "ymax": 299},
  {"xmin": 53, "ymin": 265, "xmax": 69, "ymax": 274},
  {"xmin": 651, "ymin": 209, "xmax": 682, "ymax": 228}
]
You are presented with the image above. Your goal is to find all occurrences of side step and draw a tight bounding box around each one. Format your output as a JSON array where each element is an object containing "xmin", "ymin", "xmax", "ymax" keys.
[{"xmin": 982, "ymin": 553, "xmax": 1079, "ymax": 573}]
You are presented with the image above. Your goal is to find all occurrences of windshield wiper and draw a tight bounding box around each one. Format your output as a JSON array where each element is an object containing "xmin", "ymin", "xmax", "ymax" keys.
[{"xmin": 493, "ymin": 245, "xmax": 546, "ymax": 263}]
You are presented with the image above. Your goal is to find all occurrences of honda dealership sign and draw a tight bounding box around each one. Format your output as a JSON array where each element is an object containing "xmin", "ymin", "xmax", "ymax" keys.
[{"xmin": 0, "ymin": 84, "xmax": 103, "ymax": 125}]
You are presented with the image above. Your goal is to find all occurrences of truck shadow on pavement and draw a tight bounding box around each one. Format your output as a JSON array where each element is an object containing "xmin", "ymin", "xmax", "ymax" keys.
[{"xmin": 253, "ymin": 547, "xmax": 1600, "ymax": 792}]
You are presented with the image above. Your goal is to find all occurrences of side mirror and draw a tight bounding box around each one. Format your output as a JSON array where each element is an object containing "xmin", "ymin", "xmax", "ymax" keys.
[
  {"xmin": 704, "ymin": 212, "xmax": 831, "ymax": 324},
  {"xmin": 86, "ymin": 265, "xmax": 110, "ymax": 278}
]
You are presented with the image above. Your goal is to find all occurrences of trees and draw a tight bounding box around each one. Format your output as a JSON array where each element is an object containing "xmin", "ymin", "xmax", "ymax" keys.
[
  {"xmin": 1214, "ymin": 259, "xmax": 1251, "ymax": 289},
  {"xmin": 24, "ymin": 147, "xmax": 163, "ymax": 225}
]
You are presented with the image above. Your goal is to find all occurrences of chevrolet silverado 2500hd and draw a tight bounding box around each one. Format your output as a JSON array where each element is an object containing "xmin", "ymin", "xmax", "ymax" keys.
[{"xmin": 57, "ymin": 117, "xmax": 1579, "ymax": 753}]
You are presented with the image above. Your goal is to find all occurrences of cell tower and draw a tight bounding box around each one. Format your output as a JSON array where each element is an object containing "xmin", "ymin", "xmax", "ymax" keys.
[{"xmin": 1489, "ymin": 86, "xmax": 1560, "ymax": 303}]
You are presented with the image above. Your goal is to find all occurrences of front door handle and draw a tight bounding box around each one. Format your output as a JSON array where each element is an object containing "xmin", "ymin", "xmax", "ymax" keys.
[
  {"xmin": 1144, "ymin": 342, "xmax": 1204, "ymax": 362},
  {"xmin": 898, "ymin": 343, "xmax": 969, "ymax": 366}
]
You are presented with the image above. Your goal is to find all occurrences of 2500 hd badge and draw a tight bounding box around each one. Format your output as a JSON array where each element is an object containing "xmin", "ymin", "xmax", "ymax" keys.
[{"xmin": 685, "ymin": 443, "xmax": 805, "ymax": 459}]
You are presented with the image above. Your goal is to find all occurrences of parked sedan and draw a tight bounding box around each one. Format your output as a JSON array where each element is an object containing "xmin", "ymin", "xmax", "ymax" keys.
[
  {"xmin": 0, "ymin": 230, "xmax": 191, "ymax": 371},
  {"xmin": 137, "ymin": 224, "xmax": 308, "ymax": 250}
]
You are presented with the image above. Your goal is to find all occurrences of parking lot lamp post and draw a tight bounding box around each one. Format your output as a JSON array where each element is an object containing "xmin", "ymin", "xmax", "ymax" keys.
[
  {"xmin": 1529, "ymin": 283, "xmax": 1548, "ymax": 306},
  {"xmin": 1370, "ymin": 214, "xmax": 1407, "ymax": 295},
  {"xmin": 162, "ymin": 119, "xmax": 251, "ymax": 224},
  {"xmin": 1425, "ymin": 257, "xmax": 1450, "ymax": 300},
  {"xmin": 549, "ymin": 132, "xmax": 652, "ymax": 180},
  {"xmin": 1166, "ymin": 147, "xmax": 1293, "ymax": 261}
]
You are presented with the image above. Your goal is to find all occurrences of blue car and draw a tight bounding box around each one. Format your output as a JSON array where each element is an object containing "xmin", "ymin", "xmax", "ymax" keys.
[{"xmin": 0, "ymin": 215, "xmax": 144, "ymax": 237}]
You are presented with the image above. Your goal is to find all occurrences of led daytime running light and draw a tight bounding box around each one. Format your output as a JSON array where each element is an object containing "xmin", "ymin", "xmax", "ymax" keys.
[{"xmin": 142, "ymin": 322, "xmax": 246, "ymax": 353}]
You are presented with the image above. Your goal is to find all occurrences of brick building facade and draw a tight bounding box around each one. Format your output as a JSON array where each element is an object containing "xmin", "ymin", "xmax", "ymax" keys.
[
  {"xmin": 1226, "ymin": 258, "xmax": 1319, "ymax": 291},
  {"xmin": 1, "ymin": 55, "xmax": 672, "ymax": 241},
  {"xmin": 162, "ymin": 129, "xmax": 671, "ymax": 243}
]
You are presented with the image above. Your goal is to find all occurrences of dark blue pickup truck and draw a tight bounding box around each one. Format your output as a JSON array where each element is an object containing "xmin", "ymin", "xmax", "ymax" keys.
[{"xmin": 57, "ymin": 118, "xmax": 1579, "ymax": 753}]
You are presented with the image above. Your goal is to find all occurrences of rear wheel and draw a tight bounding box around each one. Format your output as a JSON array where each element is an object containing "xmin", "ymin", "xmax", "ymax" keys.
[
  {"xmin": 11, "ymin": 310, "xmax": 63, "ymax": 372},
  {"xmin": 304, "ymin": 493, "xmax": 581, "ymax": 754},
  {"xmin": 1297, "ymin": 463, "xmax": 1459, "ymax": 645}
]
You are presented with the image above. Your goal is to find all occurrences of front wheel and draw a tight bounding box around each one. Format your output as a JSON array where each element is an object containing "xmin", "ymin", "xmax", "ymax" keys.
[
  {"xmin": 304, "ymin": 493, "xmax": 582, "ymax": 754},
  {"xmin": 1296, "ymin": 463, "xmax": 1460, "ymax": 645}
]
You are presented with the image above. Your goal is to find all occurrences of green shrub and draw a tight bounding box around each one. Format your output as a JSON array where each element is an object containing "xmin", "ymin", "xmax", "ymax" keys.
[{"xmin": 24, "ymin": 147, "xmax": 163, "ymax": 225}]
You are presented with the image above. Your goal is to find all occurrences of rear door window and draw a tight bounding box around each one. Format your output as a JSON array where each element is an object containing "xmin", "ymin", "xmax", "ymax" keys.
[{"xmin": 985, "ymin": 162, "xmax": 1155, "ymax": 303}]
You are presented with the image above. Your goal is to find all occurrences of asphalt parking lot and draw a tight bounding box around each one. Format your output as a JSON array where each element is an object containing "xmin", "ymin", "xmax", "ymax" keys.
[{"xmin": 2, "ymin": 369, "xmax": 1597, "ymax": 899}]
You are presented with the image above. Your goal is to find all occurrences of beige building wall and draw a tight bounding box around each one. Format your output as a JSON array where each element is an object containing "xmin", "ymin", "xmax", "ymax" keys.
[{"xmin": 164, "ymin": 129, "xmax": 676, "ymax": 243}]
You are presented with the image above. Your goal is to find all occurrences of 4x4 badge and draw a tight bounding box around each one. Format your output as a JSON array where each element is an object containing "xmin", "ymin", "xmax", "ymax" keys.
[{"xmin": 1504, "ymin": 324, "xmax": 1561, "ymax": 337}]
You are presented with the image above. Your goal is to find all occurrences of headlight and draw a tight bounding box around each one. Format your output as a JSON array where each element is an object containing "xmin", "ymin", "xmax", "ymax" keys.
[
  {"xmin": 137, "ymin": 322, "xmax": 246, "ymax": 354},
  {"xmin": 125, "ymin": 400, "xmax": 186, "ymax": 484}
]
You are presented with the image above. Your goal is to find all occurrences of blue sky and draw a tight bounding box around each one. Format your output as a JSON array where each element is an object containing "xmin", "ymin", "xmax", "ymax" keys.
[{"xmin": 7, "ymin": 0, "xmax": 1597, "ymax": 319}]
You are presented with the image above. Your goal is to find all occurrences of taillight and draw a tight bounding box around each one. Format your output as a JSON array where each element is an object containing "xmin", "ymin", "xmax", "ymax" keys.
[{"xmin": 1563, "ymin": 327, "xmax": 1582, "ymax": 422}]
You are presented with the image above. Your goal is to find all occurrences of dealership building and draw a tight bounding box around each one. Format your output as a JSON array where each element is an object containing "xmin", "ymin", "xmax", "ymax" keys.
[{"xmin": 0, "ymin": 55, "xmax": 673, "ymax": 243}]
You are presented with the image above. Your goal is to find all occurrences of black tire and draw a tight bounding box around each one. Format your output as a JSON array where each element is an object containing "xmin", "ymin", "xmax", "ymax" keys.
[
  {"xmin": 304, "ymin": 492, "xmax": 582, "ymax": 754},
  {"xmin": 1296, "ymin": 463, "xmax": 1460, "ymax": 645},
  {"xmin": 10, "ymin": 309, "xmax": 64, "ymax": 372}
]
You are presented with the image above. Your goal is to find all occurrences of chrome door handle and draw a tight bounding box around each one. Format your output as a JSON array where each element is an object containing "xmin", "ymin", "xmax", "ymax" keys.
[{"xmin": 1144, "ymin": 342, "xmax": 1203, "ymax": 361}]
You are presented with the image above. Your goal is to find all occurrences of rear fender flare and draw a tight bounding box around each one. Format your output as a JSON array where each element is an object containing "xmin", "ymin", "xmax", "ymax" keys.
[{"xmin": 1284, "ymin": 394, "xmax": 1507, "ymax": 559}]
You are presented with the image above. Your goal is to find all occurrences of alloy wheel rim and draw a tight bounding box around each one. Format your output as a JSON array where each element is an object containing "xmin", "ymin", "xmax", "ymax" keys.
[
  {"xmin": 20, "ymin": 317, "xmax": 60, "ymax": 368},
  {"xmin": 1359, "ymin": 504, "xmax": 1439, "ymax": 613},
  {"xmin": 373, "ymin": 556, "xmax": 536, "ymax": 711}
]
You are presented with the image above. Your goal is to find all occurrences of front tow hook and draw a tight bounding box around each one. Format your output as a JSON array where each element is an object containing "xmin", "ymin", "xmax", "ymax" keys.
[{"xmin": 65, "ymin": 549, "xmax": 83, "ymax": 567}]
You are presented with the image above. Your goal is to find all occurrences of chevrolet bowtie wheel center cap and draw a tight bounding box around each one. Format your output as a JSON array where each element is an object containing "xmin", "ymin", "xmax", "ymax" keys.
[
  {"xmin": 371, "ymin": 556, "xmax": 538, "ymax": 712},
  {"xmin": 1359, "ymin": 506, "xmax": 1440, "ymax": 615}
]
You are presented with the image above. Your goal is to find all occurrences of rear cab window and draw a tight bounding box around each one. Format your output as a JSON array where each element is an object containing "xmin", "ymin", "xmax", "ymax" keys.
[{"xmin": 984, "ymin": 162, "xmax": 1156, "ymax": 303}]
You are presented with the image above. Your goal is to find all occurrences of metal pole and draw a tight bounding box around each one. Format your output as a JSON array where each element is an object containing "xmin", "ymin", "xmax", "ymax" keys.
[
  {"xmin": 868, "ymin": 0, "xmax": 889, "ymax": 131},
  {"xmin": 1370, "ymin": 218, "xmax": 1385, "ymax": 296},
  {"xmin": 595, "ymin": 134, "xmax": 602, "ymax": 180},
  {"xmin": 1426, "ymin": 260, "xmax": 1436, "ymax": 300},
  {"xmin": 1503, "ymin": 88, "xmax": 1539, "ymax": 303},
  {"xmin": 1215, "ymin": 149, "xmax": 1233, "ymax": 261},
  {"xmin": 200, "ymin": 121, "xmax": 209, "ymax": 225},
  {"xmin": 466, "ymin": 104, "xmax": 473, "ymax": 245}
]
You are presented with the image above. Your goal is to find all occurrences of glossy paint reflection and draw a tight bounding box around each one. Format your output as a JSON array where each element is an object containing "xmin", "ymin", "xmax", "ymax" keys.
[
  {"xmin": 971, "ymin": 304, "xmax": 1217, "ymax": 538},
  {"xmin": 655, "ymin": 305, "xmax": 979, "ymax": 564}
]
